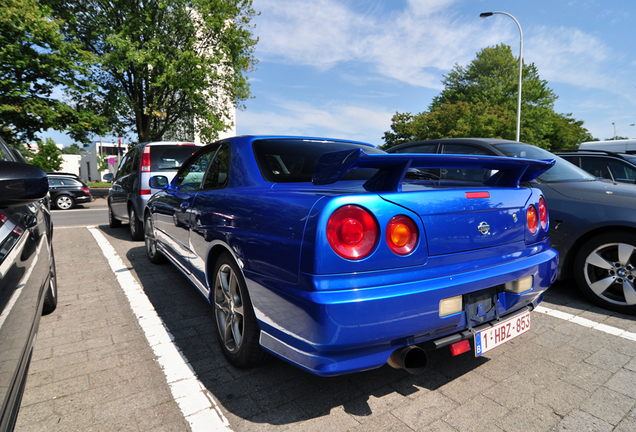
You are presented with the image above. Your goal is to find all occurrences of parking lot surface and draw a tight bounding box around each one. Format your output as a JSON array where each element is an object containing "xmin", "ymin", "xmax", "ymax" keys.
[{"xmin": 15, "ymin": 223, "xmax": 636, "ymax": 431}]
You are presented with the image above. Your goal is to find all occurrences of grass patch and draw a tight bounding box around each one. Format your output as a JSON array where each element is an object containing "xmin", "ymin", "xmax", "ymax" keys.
[{"xmin": 88, "ymin": 182, "xmax": 111, "ymax": 188}]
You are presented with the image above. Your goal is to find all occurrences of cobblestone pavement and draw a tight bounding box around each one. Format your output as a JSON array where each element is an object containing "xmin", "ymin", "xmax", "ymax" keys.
[{"xmin": 15, "ymin": 224, "xmax": 636, "ymax": 431}]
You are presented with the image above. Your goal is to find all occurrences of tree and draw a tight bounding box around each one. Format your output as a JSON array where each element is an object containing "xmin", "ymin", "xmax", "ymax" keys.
[
  {"xmin": 0, "ymin": 0, "xmax": 107, "ymax": 148},
  {"xmin": 382, "ymin": 44, "xmax": 593, "ymax": 150},
  {"xmin": 44, "ymin": 0, "xmax": 259, "ymax": 144},
  {"xmin": 62, "ymin": 143, "xmax": 83, "ymax": 154},
  {"xmin": 29, "ymin": 138, "xmax": 63, "ymax": 171}
]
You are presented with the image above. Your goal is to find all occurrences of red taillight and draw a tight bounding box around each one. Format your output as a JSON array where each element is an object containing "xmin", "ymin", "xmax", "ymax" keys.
[
  {"xmin": 0, "ymin": 214, "xmax": 7, "ymax": 224},
  {"xmin": 327, "ymin": 205, "xmax": 378, "ymax": 259},
  {"xmin": 386, "ymin": 215, "xmax": 418, "ymax": 255},
  {"xmin": 81, "ymin": 187, "xmax": 90, "ymax": 195},
  {"xmin": 140, "ymin": 189, "xmax": 151, "ymax": 195},
  {"xmin": 527, "ymin": 205, "xmax": 538, "ymax": 235},
  {"xmin": 141, "ymin": 146, "xmax": 151, "ymax": 172},
  {"xmin": 538, "ymin": 196, "xmax": 547, "ymax": 230}
]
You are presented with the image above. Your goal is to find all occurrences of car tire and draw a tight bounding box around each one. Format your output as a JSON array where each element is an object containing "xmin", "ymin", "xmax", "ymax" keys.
[
  {"xmin": 212, "ymin": 252, "xmax": 268, "ymax": 368},
  {"xmin": 43, "ymin": 248, "xmax": 58, "ymax": 314},
  {"xmin": 574, "ymin": 232, "xmax": 636, "ymax": 314},
  {"xmin": 144, "ymin": 213, "xmax": 166, "ymax": 264},
  {"xmin": 129, "ymin": 206, "xmax": 144, "ymax": 241},
  {"xmin": 55, "ymin": 195, "xmax": 74, "ymax": 210},
  {"xmin": 108, "ymin": 201, "xmax": 121, "ymax": 228}
]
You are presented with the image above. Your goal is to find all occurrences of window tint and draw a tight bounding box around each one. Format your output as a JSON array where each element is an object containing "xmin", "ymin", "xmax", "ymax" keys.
[
  {"xmin": 441, "ymin": 144, "xmax": 493, "ymax": 182},
  {"xmin": 607, "ymin": 160, "xmax": 636, "ymax": 182},
  {"xmin": 392, "ymin": 143, "xmax": 438, "ymax": 154},
  {"xmin": 580, "ymin": 157, "xmax": 612, "ymax": 180},
  {"xmin": 494, "ymin": 143, "xmax": 595, "ymax": 182},
  {"xmin": 60, "ymin": 178, "xmax": 82, "ymax": 186},
  {"xmin": 202, "ymin": 144, "xmax": 230, "ymax": 189},
  {"xmin": 48, "ymin": 178, "xmax": 62, "ymax": 186},
  {"xmin": 150, "ymin": 145, "xmax": 199, "ymax": 171},
  {"xmin": 253, "ymin": 139, "xmax": 384, "ymax": 183},
  {"xmin": 174, "ymin": 147, "xmax": 218, "ymax": 191},
  {"xmin": 117, "ymin": 154, "xmax": 132, "ymax": 177}
]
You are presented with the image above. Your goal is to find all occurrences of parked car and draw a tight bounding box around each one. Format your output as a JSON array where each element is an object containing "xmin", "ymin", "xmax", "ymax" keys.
[
  {"xmin": 554, "ymin": 149, "xmax": 636, "ymax": 184},
  {"xmin": 389, "ymin": 138, "xmax": 636, "ymax": 314},
  {"xmin": 46, "ymin": 173, "xmax": 92, "ymax": 210},
  {"xmin": 108, "ymin": 141, "xmax": 203, "ymax": 240},
  {"xmin": 143, "ymin": 135, "xmax": 558, "ymax": 376},
  {"xmin": 0, "ymin": 136, "xmax": 57, "ymax": 431}
]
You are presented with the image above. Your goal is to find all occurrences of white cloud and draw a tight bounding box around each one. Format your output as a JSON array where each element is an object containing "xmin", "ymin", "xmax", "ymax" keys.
[
  {"xmin": 237, "ymin": 99, "xmax": 394, "ymax": 144},
  {"xmin": 254, "ymin": 0, "xmax": 504, "ymax": 89}
]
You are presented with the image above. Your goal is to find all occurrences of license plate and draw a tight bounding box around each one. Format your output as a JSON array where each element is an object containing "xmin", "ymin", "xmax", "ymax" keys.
[{"xmin": 474, "ymin": 310, "xmax": 531, "ymax": 356}]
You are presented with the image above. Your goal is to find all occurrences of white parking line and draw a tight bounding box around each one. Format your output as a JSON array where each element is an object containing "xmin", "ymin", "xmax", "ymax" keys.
[
  {"xmin": 87, "ymin": 226, "xmax": 231, "ymax": 432},
  {"xmin": 535, "ymin": 305, "xmax": 636, "ymax": 342}
]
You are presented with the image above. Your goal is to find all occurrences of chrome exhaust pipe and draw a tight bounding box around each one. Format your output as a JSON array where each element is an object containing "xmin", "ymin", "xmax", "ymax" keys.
[{"xmin": 387, "ymin": 345, "xmax": 428, "ymax": 375}]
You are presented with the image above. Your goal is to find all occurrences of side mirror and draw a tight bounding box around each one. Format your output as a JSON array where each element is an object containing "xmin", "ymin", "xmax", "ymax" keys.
[
  {"xmin": 103, "ymin": 173, "xmax": 114, "ymax": 182},
  {"xmin": 0, "ymin": 161, "xmax": 49, "ymax": 207},
  {"xmin": 149, "ymin": 175, "xmax": 169, "ymax": 189}
]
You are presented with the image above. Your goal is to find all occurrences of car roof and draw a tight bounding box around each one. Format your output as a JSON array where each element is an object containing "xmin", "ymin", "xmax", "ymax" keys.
[{"xmin": 387, "ymin": 138, "xmax": 517, "ymax": 154}]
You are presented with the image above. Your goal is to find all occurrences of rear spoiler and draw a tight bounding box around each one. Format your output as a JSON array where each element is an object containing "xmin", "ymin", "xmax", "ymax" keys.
[{"xmin": 312, "ymin": 149, "xmax": 555, "ymax": 192}]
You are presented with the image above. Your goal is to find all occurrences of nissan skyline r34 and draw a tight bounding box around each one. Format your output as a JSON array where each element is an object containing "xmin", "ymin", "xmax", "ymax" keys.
[{"xmin": 142, "ymin": 136, "xmax": 558, "ymax": 376}]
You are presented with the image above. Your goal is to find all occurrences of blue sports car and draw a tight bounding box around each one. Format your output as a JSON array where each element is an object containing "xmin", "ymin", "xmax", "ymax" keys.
[{"xmin": 143, "ymin": 136, "xmax": 558, "ymax": 376}]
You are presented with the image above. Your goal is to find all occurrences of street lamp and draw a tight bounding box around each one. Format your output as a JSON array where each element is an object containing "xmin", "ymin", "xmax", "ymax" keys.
[
  {"xmin": 612, "ymin": 122, "xmax": 635, "ymax": 140},
  {"xmin": 480, "ymin": 11, "xmax": 523, "ymax": 142}
]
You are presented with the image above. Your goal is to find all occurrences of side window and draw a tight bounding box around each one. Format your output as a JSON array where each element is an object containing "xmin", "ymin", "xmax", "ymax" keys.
[
  {"xmin": 174, "ymin": 147, "xmax": 218, "ymax": 191},
  {"xmin": 607, "ymin": 160, "xmax": 636, "ymax": 182},
  {"xmin": 393, "ymin": 143, "xmax": 438, "ymax": 154},
  {"xmin": 129, "ymin": 149, "xmax": 140, "ymax": 174},
  {"xmin": 441, "ymin": 144, "xmax": 492, "ymax": 182},
  {"xmin": 116, "ymin": 154, "xmax": 131, "ymax": 178},
  {"xmin": 202, "ymin": 144, "xmax": 230, "ymax": 190},
  {"xmin": 581, "ymin": 158, "xmax": 612, "ymax": 180},
  {"xmin": 48, "ymin": 178, "xmax": 62, "ymax": 186}
]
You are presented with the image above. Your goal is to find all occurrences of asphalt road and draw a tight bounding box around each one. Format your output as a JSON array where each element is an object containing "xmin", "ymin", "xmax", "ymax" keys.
[
  {"xmin": 51, "ymin": 196, "xmax": 108, "ymax": 227},
  {"xmin": 15, "ymin": 210, "xmax": 636, "ymax": 431}
]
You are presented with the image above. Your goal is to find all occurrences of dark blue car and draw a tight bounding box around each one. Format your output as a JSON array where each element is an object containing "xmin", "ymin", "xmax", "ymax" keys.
[{"xmin": 143, "ymin": 136, "xmax": 558, "ymax": 376}]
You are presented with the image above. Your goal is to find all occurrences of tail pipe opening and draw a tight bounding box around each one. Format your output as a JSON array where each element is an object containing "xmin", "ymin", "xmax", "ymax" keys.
[{"xmin": 387, "ymin": 345, "xmax": 428, "ymax": 375}]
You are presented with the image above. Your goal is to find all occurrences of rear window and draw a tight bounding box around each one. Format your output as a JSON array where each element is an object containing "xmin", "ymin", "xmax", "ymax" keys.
[
  {"xmin": 149, "ymin": 145, "xmax": 199, "ymax": 171},
  {"xmin": 253, "ymin": 139, "xmax": 384, "ymax": 183}
]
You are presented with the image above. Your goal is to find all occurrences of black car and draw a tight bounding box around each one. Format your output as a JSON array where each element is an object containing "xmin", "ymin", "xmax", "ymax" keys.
[
  {"xmin": 554, "ymin": 149, "xmax": 636, "ymax": 184},
  {"xmin": 389, "ymin": 138, "xmax": 636, "ymax": 314},
  {"xmin": 46, "ymin": 173, "xmax": 92, "ymax": 210},
  {"xmin": 0, "ymin": 136, "xmax": 57, "ymax": 431}
]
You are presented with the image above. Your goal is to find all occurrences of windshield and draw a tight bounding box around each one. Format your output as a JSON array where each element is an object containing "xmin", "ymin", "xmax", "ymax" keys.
[{"xmin": 493, "ymin": 143, "xmax": 596, "ymax": 182}]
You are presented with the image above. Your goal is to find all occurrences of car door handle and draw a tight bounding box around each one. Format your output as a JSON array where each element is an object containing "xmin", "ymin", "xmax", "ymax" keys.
[{"xmin": 180, "ymin": 202, "xmax": 190, "ymax": 212}]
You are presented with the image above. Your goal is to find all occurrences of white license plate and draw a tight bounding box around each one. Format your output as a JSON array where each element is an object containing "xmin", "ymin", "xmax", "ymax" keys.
[{"xmin": 474, "ymin": 310, "xmax": 531, "ymax": 356}]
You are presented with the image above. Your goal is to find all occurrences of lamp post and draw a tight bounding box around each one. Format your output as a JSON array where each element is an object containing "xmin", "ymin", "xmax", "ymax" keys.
[
  {"xmin": 613, "ymin": 122, "xmax": 635, "ymax": 140},
  {"xmin": 480, "ymin": 11, "xmax": 523, "ymax": 142}
]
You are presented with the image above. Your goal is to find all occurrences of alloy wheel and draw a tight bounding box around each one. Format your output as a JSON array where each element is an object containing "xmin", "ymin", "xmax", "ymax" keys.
[{"xmin": 214, "ymin": 263, "xmax": 245, "ymax": 354}]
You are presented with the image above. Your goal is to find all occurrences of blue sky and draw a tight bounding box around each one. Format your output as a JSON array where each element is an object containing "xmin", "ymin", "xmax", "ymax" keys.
[{"xmin": 43, "ymin": 0, "xmax": 636, "ymax": 147}]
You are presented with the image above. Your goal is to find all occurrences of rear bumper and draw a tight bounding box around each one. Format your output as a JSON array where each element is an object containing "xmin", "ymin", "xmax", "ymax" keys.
[{"xmin": 250, "ymin": 243, "xmax": 558, "ymax": 376}]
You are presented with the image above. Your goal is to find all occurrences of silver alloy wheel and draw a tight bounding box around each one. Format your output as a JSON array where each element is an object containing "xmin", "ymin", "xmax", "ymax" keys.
[
  {"xmin": 56, "ymin": 195, "xmax": 73, "ymax": 210},
  {"xmin": 145, "ymin": 216, "xmax": 157, "ymax": 258},
  {"xmin": 583, "ymin": 242, "xmax": 636, "ymax": 306},
  {"xmin": 214, "ymin": 263, "xmax": 244, "ymax": 354}
]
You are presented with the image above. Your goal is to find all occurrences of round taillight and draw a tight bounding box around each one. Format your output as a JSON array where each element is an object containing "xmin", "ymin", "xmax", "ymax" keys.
[
  {"xmin": 527, "ymin": 205, "xmax": 538, "ymax": 235},
  {"xmin": 327, "ymin": 205, "xmax": 378, "ymax": 259},
  {"xmin": 538, "ymin": 196, "xmax": 547, "ymax": 230},
  {"xmin": 386, "ymin": 215, "xmax": 418, "ymax": 255}
]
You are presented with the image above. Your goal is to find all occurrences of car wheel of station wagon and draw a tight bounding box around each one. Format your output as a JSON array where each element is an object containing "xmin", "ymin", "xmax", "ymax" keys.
[
  {"xmin": 129, "ymin": 206, "xmax": 144, "ymax": 241},
  {"xmin": 108, "ymin": 202, "xmax": 121, "ymax": 228},
  {"xmin": 574, "ymin": 232, "xmax": 636, "ymax": 314},
  {"xmin": 144, "ymin": 214, "xmax": 165, "ymax": 264},
  {"xmin": 55, "ymin": 195, "xmax": 74, "ymax": 210},
  {"xmin": 213, "ymin": 252, "xmax": 268, "ymax": 368}
]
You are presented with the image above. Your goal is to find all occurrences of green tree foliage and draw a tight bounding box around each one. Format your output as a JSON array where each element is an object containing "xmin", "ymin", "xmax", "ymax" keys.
[
  {"xmin": 0, "ymin": 0, "xmax": 107, "ymax": 148},
  {"xmin": 61, "ymin": 143, "xmax": 82, "ymax": 154},
  {"xmin": 29, "ymin": 138, "xmax": 63, "ymax": 171},
  {"xmin": 44, "ymin": 0, "xmax": 259, "ymax": 144},
  {"xmin": 382, "ymin": 44, "xmax": 593, "ymax": 150}
]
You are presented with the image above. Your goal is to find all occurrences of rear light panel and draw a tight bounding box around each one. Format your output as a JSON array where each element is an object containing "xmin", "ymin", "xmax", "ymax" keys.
[
  {"xmin": 527, "ymin": 205, "xmax": 538, "ymax": 235},
  {"xmin": 386, "ymin": 215, "xmax": 418, "ymax": 256},
  {"xmin": 81, "ymin": 187, "xmax": 90, "ymax": 195},
  {"xmin": 327, "ymin": 205, "xmax": 378, "ymax": 260},
  {"xmin": 141, "ymin": 146, "xmax": 151, "ymax": 172},
  {"xmin": 538, "ymin": 196, "xmax": 547, "ymax": 230}
]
